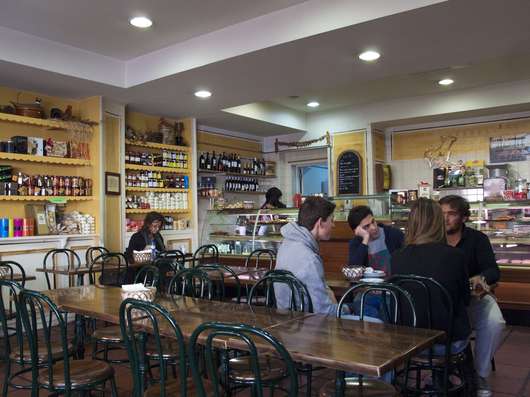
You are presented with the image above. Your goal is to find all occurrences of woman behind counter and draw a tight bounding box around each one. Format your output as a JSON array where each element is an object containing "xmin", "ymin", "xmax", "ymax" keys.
[
  {"xmin": 125, "ymin": 211, "xmax": 166, "ymax": 263},
  {"xmin": 261, "ymin": 187, "xmax": 286, "ymax": 209}
]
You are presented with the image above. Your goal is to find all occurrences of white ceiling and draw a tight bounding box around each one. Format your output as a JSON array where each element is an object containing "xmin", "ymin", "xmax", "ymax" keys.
[
  {"xmin": 1, "ymin": 0, "xmax": 530, "ymax": 136},
  {"xmin": 0, "ymin": 0, "xmax": 308, "ymax": 60}
]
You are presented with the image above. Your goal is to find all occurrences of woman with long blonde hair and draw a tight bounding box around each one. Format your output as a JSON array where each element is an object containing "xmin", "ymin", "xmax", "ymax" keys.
[{"xmin": 391, "ymin": 198, "xmax": 471, "ymax": 355}]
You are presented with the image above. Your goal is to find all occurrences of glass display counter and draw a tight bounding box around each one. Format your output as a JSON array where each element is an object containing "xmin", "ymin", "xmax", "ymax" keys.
[{"xmin": 200, "ymin": 208, "xmax": 298, "ymax": 257}]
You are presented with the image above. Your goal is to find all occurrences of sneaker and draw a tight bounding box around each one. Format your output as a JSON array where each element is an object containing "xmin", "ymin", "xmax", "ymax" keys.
[{"xmin": 477, "ymin": 376, "xmax": 492, "ymax": 397}]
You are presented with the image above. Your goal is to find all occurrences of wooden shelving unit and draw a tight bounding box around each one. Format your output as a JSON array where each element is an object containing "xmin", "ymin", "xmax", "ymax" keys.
[
  {"xmin": 0, "ymin": 195, "xmax": 94, "ymax": 201},
  {"xmin": 0, "ymin": 112, "xmax": 96, "ymax": 132},
  {"xmin": 125, "ymin": 187, "xmax": 188, "ymax": 193},
  {"xmin": 125, "ymin": 139, "xmax": 190, "ymax": 152},
  {"xmin": 222, "ymin": 191, "xmax": 265, "ymax": 195},
  {"xmin": 125, "ymin": 163, "xmax": 189, "ymax": 173},
  {"xmin": 0, "ymin": 152, "xmax": 91, "ymax": 166},
  {"xmin": 125, "ymin": 208, "xmax": 190, "ymax": 214},
  {"xmin": 198, "ymin": 169, "xmax": 276, "ymax": 178}
]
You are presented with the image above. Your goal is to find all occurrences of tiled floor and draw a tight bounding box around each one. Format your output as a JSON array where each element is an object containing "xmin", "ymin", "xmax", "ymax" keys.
[{"xmin": 1, "ymin": 325, "xmax": 529, "ymax": 396}]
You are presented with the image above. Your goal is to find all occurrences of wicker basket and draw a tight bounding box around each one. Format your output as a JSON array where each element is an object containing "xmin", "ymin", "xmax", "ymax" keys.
[
  {"xmin": 133, "ymin": 249, "xmax": 152, "ymax": 264},
  {"xmin": 341, "ymin": 266, "xmax": 364, "ymax": 281}
]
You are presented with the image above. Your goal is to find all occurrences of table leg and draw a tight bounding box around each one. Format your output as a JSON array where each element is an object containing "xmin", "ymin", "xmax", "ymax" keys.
[
  {"xmin": 335, "ymin": 370, "xmax": 345, "ymax": 397},
  {"xmin": 74, "ymin": 314, "xmax": 86, "ymax": 359}
]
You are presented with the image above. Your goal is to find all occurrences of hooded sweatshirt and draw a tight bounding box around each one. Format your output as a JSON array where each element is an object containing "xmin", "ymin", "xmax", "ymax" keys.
[{"xmin": 275, "ymin": 222, "xmax": 338, "ymax": 315}]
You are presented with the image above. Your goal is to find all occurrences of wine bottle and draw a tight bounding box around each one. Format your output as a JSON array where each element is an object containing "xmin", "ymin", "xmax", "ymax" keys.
[{"xmin": 199, "ymin": 152, "xmax": 205, "ymax": 169}]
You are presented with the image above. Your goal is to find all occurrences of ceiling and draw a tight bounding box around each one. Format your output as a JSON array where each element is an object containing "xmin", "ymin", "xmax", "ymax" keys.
[
  {"xmin": 1, "ymin": 0, "xmax": 530, "ymax": 137},
  {"xmin": 0, "ymin": 0, "xmax": 308, "ymax": 60}
]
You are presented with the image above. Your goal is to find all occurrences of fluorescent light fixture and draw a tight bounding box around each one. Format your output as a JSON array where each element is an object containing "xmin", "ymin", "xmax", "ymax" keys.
[
  {"xmin": 194, "ymin": 90, "xmax": 212, "ymax": 98},
  {"xmin": 438, "ymin": 78, "xmax": 454, "ymax": 86},
  {"xmin": 306, "ymin": 101, "xmax": 320, "ymax": 108},
  {"xmin": 130, "ymin": 16, "xmax": 153, "ymax": 28},
  {"xmin": 358, "ymin": 50, "xmax": 380, "ymax": 62}
]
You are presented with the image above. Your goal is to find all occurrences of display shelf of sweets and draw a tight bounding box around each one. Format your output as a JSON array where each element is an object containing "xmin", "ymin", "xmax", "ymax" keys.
[
  {"xmin": 0, "ymin": 170, "xmax": 93, "ymax": 198},
  {"xmin": 125, "ymin": 163, "xmax": 189, "ymax": 173},
  {"xmin": 125, "ymin": 192, "xmax": 189, "ymax": 211},
  {"xmin": 125, "ymin": 148, "xmax": 189, "ymax": 170},
  {"xmin": 126, "ymin": 215, "xmax": 190, "ymax": 233},
  {"xmin": 125, "ymin": 172, "xmax": 189, "ymax": 189}
]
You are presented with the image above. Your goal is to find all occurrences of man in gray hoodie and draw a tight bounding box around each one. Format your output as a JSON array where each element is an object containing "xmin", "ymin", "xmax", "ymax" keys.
[{"xmin": 275, "ymin": 196, "xmax": 340, "ymax": 315}]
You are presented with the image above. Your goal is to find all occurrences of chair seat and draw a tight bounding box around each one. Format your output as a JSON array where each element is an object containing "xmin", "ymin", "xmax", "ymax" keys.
[
  {"xmin": 10, "ymin": 342, "xmax": 73, "ymax": 363},
  {"xmin": 227, "ymin": 355, "xmax": 287, "ymax": 382},
  {"xmin": 144, "ymin": 377, "xmax": 212, "ymax": 397},
  {"xmin": 319, "ymin": 378, "xmax": 398, "ymax": 397},
  {"xmin": 412, "ymin": 350, "xmax": 466, "ymax": 366},
  {"xmin": 92, "ymin": 325, "xmax": 123, "ymax": 342},
  {"xmin": 145, "ymin": 338, "xmax": 180, "ymax": 359},
  {"xmin": 38, "ymin": 360, "xmax": 114, "ymax": 388}
]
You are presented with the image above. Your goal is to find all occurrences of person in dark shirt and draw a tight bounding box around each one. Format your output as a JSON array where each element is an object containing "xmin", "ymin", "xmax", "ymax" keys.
[
  {"xmin": 347, "ymin": 205, "xmax": 404, "ymax": 274},
  {"xmin": 125, "ymin": 211, "xmax": 166, "ymax": 263},
  {"xmin": 440, "ymin": 195, "xmax": 505, "ymax": 396},
  {"xmin": 392, "ymin": 198, "xmax": 471, "ymax": 353}
]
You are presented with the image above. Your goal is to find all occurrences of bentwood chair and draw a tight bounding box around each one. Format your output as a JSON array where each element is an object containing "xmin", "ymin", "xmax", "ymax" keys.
[
  {"xmin": 388, "ymin": 275, "xmax": 469, "ymax": 396},
  {"xmin": 19, "ymin": 289, "xmax": 117, "ymax": 397},
  {"xmin": 119, "ymin": 298, "xmax": 199, "ymax": 397},
  {"xmin": 167, "ymin": 268, "xmax": 216, "ymax": 300},
  {"xmin": 153, "ymin": 254, "xmax": 185, "ymax": 291},
  {"xmin": 245, "ymin": 272, "xmax": 315, "ymax": 396},
  {"xmin": 89, "ymin": 253, "xmax": 134, "ymax": 364},
  {"xmin": 244, "ymin": 249, "xmax": 275, "ymax": 270},
  {"xmin": 196, "ymin": 263, "xmax": 242, "ymax": 303},
  {"xmin": 42, "ymin": 248, "xmax": 82, "ymax": 289},
  {"xmin": 189, "ymin": 321, "xmax": 299, "ymax": 397},
  {"xmin": 134, "ymin": 265, "xmax": 160, "ymax": 288},
  {"xmin": 0, "ymin": 261, "xmax": 26, "ymax": 328},
  {"xmin": 192, "ymin": 244, "xmax": 219, "ymax": 267},
  {"xmin": 318, "ymin": 282, "xmax": 417, "ymax": 397},
  {"xmin": 0, "ymin": 280, "xmax": 37, "ymax": 397}
]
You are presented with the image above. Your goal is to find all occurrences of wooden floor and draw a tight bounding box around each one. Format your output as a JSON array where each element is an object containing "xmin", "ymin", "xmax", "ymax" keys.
[{"xmin": 1, "ymin": 325, "xmax": 529, "ymax": 396}]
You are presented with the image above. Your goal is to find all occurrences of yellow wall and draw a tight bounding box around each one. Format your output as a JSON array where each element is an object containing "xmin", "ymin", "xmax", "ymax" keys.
[
  {"xmin": 373, "ymin": 131, "xmax": 386, "ymax": 162},
  {"xmin": 197, "ymin": 130, "xmax": 262, "ymax": 158},
  {"xmin": 331, "ymin": 130, "xmax": 367, "ymax": 195},
  {"xmin": 0, "ymin": 86, "xmax": 101, "ymax": 233},
  {"xmin": 104, "ymin": 115, "xmax": 121, "ymax": 251},
  {"xmin": 392, "ymin": 118, "xmax": 530, "ymax": 160}
]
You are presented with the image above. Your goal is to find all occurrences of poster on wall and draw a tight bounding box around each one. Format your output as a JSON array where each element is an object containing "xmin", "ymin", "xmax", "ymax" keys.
[
  {"xmin": 489, "ymin": 134, "xmax": 530, "ymax": 163},
  {"xmin": 337, "ymin": 150, "xmax": 362, "ymax": 195}
]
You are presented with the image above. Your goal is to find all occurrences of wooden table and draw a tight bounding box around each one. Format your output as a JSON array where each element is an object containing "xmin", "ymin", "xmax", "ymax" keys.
[{"xmin": 44, "ymin": 285, "xmax": 443, "ymax": 379}]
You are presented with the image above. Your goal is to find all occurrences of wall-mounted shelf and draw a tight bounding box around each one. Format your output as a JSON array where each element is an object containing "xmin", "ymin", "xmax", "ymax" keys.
[
  {"xmin": 222, "ymin": 191, "xmax": 265, "ymax": 195},
  {"xmin": 0, "ymin": 195, "xmax": 94, "ymax": 201},
  {"xmin": 198, "ymin": 169, "xmax": 276, "ymax": 178},
  {"xmin": 125, "ymin": 163, "xmax": 189, "ymax": 174},
  {"xmin": 125, "ymin": 187, "xmax": 188, "ymax": 193},
  {"xmin": 0, "ymin": 152, "xmax": 92, "ymax": 166},
  {"xmin": 0, "ymin": 112, "xmax": 96, "ymax": 132},
  {"xmin": 125, "ymin": 208, "xmax": 190, "ymax": 214},
  {"xmin": 125, "ymin": 139, "xmax": 190, "ymax": 152}
]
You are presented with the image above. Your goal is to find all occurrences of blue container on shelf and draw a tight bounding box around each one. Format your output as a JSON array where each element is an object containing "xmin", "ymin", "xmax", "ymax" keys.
[{"xmin": 0, "ymin": 218, "xmax": 9, "ymax": 238}]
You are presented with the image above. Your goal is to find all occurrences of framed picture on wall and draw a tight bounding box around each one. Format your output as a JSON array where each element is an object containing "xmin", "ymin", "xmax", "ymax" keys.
[{"xmin": 105, "ymin": 172, "xmax": 121, "ymax": 195}]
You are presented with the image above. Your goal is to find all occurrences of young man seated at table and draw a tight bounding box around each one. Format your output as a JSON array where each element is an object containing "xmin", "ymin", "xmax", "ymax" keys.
[
  {"xmin": 440, "ymin": 195, "xmax": 505, "ymax": 397},
  {"xmin": 275, "ymin": 196, "xmax": 341, "ymax": 315},
  {"xmin": 347, "ymin": 205, "xmax": 404, "ymax": 274}
]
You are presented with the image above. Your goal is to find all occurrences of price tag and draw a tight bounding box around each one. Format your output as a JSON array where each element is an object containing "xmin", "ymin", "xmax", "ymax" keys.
[{"xmin": 48, "ymin": 197, "xmax": 67, "ymax": 204}]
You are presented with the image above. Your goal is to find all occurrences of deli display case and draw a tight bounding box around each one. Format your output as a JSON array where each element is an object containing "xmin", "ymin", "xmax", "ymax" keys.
[{"xmin": 200, "ymin": 208, "xmax": 299, "ymax": 258}]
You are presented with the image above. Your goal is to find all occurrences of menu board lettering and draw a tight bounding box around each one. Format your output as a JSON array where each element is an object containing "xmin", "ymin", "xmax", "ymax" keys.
[{"xmin": 337, "ymin": 151, "xmax": 362, "ymax": 195}]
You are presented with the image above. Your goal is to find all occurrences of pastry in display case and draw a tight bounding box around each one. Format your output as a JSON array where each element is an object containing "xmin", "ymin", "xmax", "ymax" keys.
[{"xmin": 201, "ymin": 208, "xmax": 298, "ymax": 257}]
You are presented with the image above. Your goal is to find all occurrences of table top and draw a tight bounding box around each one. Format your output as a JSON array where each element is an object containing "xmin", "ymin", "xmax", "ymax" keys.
[{"xmin": 44, "ymin": 285, "xmax": 443, "ymax": 376}]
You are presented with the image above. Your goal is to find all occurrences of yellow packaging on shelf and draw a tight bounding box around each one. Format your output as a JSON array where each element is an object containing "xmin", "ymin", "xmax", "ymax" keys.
[
  {"xmin": 465, "ymin": 160, "xmax": 485, "ymax": 168},
  {"xmin": 8, "ymin": 218, "xmax": 13, "ymax": 237}
]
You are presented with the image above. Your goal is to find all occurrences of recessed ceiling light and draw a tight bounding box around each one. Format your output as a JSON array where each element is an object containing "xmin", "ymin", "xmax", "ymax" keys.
[
  {"xmin": 194, "ymin": 90, "xmax": 212, "ymax": 98},
  {"xmin": 307, "ymin": 101, "xmax": 320, "ymax": 108},
  {"xmin": 358, "ymin": 50, "xmax": 380, "ymax": 62},
  {"xmin": 438, "ymin": 78, "xmax": 454, "ymax": 86},
  {"xmin": 130, "ymin": 16, "xmax": 153, "ymax": 28}
]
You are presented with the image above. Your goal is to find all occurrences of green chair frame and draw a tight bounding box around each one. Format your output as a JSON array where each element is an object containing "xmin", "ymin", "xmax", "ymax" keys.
[
  {"xmin": 167, "ymin": 268, "xmax": 215, "ymax": 300},
  {"xmin": 189, "ymin": 321, "xmax": 299, "ymax": 397},
  {"xmin": 42, "ymin": 248, "xmax": 81, "ymax": 289},
  {"xmin": 119, "ymin": 298, "xmax": 188, "ymax": 397},
  {"xmin": 196, "ymin": 263, "xmax": 242, "ymax": 303},
  {"xmin": 134, "ymin": 265, "xmax": 160, "ymax": 288}
]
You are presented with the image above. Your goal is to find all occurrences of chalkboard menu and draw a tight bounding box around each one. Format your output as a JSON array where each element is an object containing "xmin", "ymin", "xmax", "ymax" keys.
[{"xmin": 337, "ymin": 150, "xmax": 362, "ymax": 195}]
